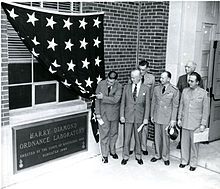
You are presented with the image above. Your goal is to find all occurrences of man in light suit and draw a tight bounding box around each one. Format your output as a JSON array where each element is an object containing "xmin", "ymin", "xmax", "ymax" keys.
[
  {"xmin": 176, "ymin": 60, "xmax": 204, "ymax": 149},
  {"xmin": 120, "ymin": 69, "xmax": 150, "ymax": 165},
  {"xmin": 178, "ymin": 72, "xmax": 209, "ymax": 171},
  {"xmin": 151, "ymin": 71, "xmax": 179, "ymax": 166},
  {"xmin": 95, "ymin": 71, "xmax": 122, "ymax": 163},
  {"xmin": 130, "ymin": 60, "xmax": 155, "ymax": 156}
]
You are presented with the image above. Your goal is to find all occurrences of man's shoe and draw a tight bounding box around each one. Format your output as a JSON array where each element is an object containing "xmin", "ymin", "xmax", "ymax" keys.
[
  {"xmin": 176, "ymin": 142, "xmax": 181, "ymax": 149},
  {"xmin": 189, "ymin": 166, "xmax": 196, "ymax": 171},
  {"xmin": 164, "ymin": 160, "xmax": 170, "ymax": 166},
  {"xmin": 142, "ymin": 150, "xmax": 148, "ymax": 155},
  {"xmin": 110, "ymin": 153, "xmax": 118, "ymax": 159},
  {"xmin": 135, "ymin": 158, "xmax": 143, "ymax": 165},
  {"xmin": 121, "ymin": 159, "xmax": 128, "ymax": 165},
  {"xmin": 179, "ymin": 164, "xmax": 186, "ymax": 168},
  {"xmin": 129, "ymin": 151, "xmax": 133, "ymax": 155},
  {"xmin": 102, "ymin": 157, "xmax": 108, "ymax": 163},
  {"xmin": 150, "ymin": 157, "xmax": 161, "ymax": 162}
]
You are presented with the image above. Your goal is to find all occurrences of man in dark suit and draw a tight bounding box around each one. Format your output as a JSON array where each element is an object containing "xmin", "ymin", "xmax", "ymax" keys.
[
  {"xmin": 95, "ymin": 71, "xmax": 122, "ymax": 163},
  {"xmin": 176, "ymin": 61, "xmax": 203, "ymax": 149},
  {"xmin": 120, "ymin": 69, "xmax": 150, "ymax": 165}
]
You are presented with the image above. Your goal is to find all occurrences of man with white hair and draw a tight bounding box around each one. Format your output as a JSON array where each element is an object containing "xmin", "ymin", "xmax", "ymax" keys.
[
  {"xmin": 120, "ymin": 69, "xmax": 150, "ymax": 165},
  {"xmin": 176, "ymin": 60, "xmax": 204, "ymax": 149}
]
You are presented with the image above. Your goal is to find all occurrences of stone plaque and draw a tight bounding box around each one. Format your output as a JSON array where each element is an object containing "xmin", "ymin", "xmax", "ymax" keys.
[{"xmin": 12, "ymin": 112, "xmax": 88, "ymax": 172}]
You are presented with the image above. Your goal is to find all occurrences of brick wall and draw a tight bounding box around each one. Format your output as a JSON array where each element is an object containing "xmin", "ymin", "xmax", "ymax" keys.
[
  {"xmin": 1, "ymin": 8, "xmax": 9, "ymax": 126},
  {"xmin": 82, "ymin": 2, "xmax": 170, "ymax": 140},
  {"xmin": 1, "ymin": 2, "xmax": 170, "ymax": 140},
  {"xmin": 82, "ymin": 2, "xmax": 139, "ymax": 84}
]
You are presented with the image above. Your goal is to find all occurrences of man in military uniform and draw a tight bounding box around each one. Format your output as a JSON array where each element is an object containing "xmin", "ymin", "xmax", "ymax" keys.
[
  {"xmin": 130, "ymin": 60, "xmax": 155, "ymax": 155},
  {"xmin": 95, "ymin": 71, "xmax": 122, "ymax": 163},
  {"xmin": 178, "ymin": 72, "xmax": 209, "ymax": 171},
  {"xmin": 176, "ymin": 60, "xmax": 204, "ymax": 149},
  {"xmin": 150, "ymin": 71, "xmax": 179, "ymax": 166}
]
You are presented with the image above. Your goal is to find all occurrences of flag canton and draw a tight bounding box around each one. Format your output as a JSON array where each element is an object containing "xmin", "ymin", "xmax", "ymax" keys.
[{"xmin": 2, "ymin": 2, "xmax": 105, "ymax": 98}]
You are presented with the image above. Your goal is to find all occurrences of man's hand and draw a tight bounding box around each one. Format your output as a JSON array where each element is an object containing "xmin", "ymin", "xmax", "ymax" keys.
[
  {"xmin": 143, "ymin": 119, "xmax": 148, "ymax": 125},
  {"xmin": 151, "ymin": 117, "xmax": 154, "ymax": 123},
  {"xmin": 120, "ymin": 117, "xmax": 125, "ymax": 123},
  {"xmin": 96, "ymin": 92, "xmax": 103, "ymax": 99},
  {"xmin": 96, "ymin": 114, "xmax": 101, "ymax": 119},
  {"xmin": 200, "ymin": 124, "xmax": 205, "ymax": 132},
  {"xmin": 177, "ymin": 119, "xmax": 182, "ymax": 127}
]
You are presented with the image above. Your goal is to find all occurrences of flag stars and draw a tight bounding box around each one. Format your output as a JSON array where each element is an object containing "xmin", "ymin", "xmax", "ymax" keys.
[
  {"xmin": 47, "ymin": 38, "xmax": 58, "ymax": 51},
  {"xmin": 75, "ymin": 79, "xmax": 82, "ymax": 86},
  {"xmin": 82, "ymin": 58, "xmax": 90, "ymax": 69},
  {"xmin": 85, "ymin": 77, "xmax": 93, "ymax": 88},
  {"xmin": 95, "ymin": 56, "xmax": 102, "ymax": 66},
  {"xmin": 79, "ymin": 18, "xmax": 87, "ymax": 30},
  {"xmin": 67, "ymin": 60, "xmax": 75, "ymax": 71},
  {"xmin": 49, "ymin": 66, "xmax": 56, "ymax": 74},
  {"xmin": 93, "ymin": 17, "xmax": 101, "ymax": 28},
  {"xmin": 52, "ymin": 60, "xmax": 61, "ymax": 68},
  {"xmin": 65, "ymin": 39, "xmax": 74, "ymax": 51},
  {"xmin": 93, "ymin": 37, "xmax": 101, "ymax": 48},
  {"xmin": 63, "ymin": 17, "xmax": 73, "ymax": 30},
  {"xmin": 62, "ymin": 79, "xmax": 71, "ymax": 87},
  {"xmin": 7, "ymin": 8, "xmax": 18, "ymax": 20},
  {"xmin": 31, "ymin": 48, "xmax": 39, "ymax": 57},
  {"xmin": 96, "ymin": 75, "xmax": 102, "ymax": 83},
  {"xmin": 46, "ymin": 16, "xmax": 57, "ymax": 29},
  {"xmin": 32, "ymin": 36, "xmax": 40, "ymax": 45},
  {"xmin": 80, "ymin": 38, "xmax": 88, "ymax": 50},
  {"xmin": 27, "ymin": 12, "xmax": 38, "ymax": 26}
]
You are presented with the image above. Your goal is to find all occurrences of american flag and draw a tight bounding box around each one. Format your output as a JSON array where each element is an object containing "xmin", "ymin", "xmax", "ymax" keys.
[{"xmin": 2, "ymin": 2, "xmax": 104, "ymax": 142}]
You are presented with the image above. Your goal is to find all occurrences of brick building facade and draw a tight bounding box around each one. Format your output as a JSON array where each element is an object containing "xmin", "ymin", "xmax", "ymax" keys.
[{"xmin": 1, "ymin": 1, "xmax": 169, "ymax": 141}]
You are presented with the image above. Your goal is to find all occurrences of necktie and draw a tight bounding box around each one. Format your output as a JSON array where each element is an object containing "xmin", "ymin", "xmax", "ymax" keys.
[
  {"xmin": 162, "ymin": 86, "xmax": 166, "ymax": 94},
  {"xmin": 133, "ymin": 84, "xmax": 137, "ymax": 101},
  {"xmin": 108, "ymin": 86, "xmax": 111, "ymax": 96},
  {"xmin": 141, "ymin": 76, "xmax": 144, "ymax": 83}
]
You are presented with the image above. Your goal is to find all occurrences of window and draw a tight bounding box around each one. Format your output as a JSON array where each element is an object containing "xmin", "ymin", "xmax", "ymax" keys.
[{"xmin": 8, "ymin": 1, "xmax": 81, "ymax": 110}]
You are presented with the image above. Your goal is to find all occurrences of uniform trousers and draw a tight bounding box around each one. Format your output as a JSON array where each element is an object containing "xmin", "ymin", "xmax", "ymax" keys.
[
  {"xmin": 181, "ymin": 128, "xmax": 199, "ymax": 167},
  {"xmin": 123, "ymin": 122, "xmax": 142, "ymax": 160},
  {"xmin": 98, "ymin": 114, "xmax": 119, "ymax": 157},
  {"xmin": 130, "ymin": 125, "xmax": 148, "ymax": 151},
  {"xmin": 154, "ymin": 123, "xmax": 170, "ymax": 161}
]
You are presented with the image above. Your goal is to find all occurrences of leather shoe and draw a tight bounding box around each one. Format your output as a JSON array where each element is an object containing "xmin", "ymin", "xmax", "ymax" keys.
[
  {"xmin": 189, "ymin": 166, "xmax": 196, "ymax": 171},
  {"xmin": 164, "ymin": 160, "xmax": 170, "ymax": 166},
  {"xmin": 135, "ymin": 158, "xmax": 143, "ymax": 165},
  {"xmin": 176, "ymin": 142, "xmax": 181, "ymax": 149},
  {"xmin": 142, "ymin": 150, "xmax": 148, "ymax": 155},
  {"xmin": 150, "ymin": 157, "xmax": 161, "ymax": 162},
  {"xmin": 121, "ymin": 159, "xmax": 128, "ymax": 165},
  {"xmin": 110, "ymin": 153, "xmax": 118, "ymax": 159},
  {"xmin": 129, "ymin": 151, "xmax": 133, "ymax": 155},
  {"xmin": 179, "ymin": 164, "xmax": 186, "ymax": 168},
  {"xmin": 102, "ymin": 157, "xmax": 108, "ymax": 163}
]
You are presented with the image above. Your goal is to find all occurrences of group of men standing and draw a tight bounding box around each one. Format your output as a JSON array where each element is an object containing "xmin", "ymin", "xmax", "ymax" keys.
[{"xmin": 95, "ymin": 60, "xmax": 209, "ymax": 171}]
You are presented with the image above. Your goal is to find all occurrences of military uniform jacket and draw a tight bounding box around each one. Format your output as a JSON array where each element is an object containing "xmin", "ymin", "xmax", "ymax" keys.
[
  {"xmin": 178, "ymin": 87, "xmax": 210, "ymax": 130},
  {"xmin": 120, "ymin": 83, "xmax": 150, "ymax": 124},
  {"xmin": 95, "ymin": 80, "xmax": 122, "ymax": 121},
  {"xmin": 143, "ymin": 73, "xmax": 155, "ymax": 97},
  {"xmin": 151, "ymin": 83, "xmax": 179, "ymax": 125},
  {"xmin": 177, "ymin": 74, "xmax": 204, "ymax": 94}
]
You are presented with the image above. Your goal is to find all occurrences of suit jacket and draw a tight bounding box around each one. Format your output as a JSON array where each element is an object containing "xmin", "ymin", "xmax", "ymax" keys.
[
  {"xmin": 95, "ymin": 80, "xmax": 122, "ymax": 121},
  {"xmin": 178, "ymin": 87, "xmax": 210, "ymax": 130},
  {"xmin": 143, "ymin": 73, "xmax": 155, "ymax": 97},
  {"xmin": 120, "ymin": 82, "xmax": 150, "ymax": 124},
  {"xmin": 177, "ymin": 74, "xmax": 204, "ymax": 94},
  {"xmin": 151, "ymin": 83, "xmax": 179, "ymax": 125}
]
